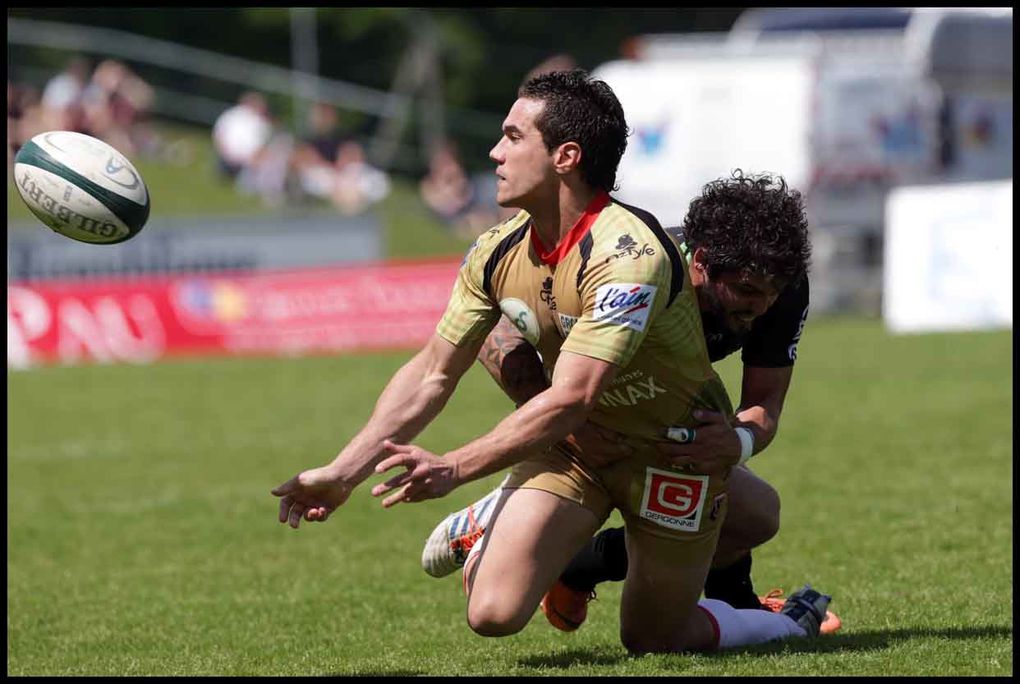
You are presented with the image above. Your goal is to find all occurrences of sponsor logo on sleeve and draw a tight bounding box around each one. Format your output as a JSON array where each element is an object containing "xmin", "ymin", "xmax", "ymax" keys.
[
  {"xmin": 593, "ymin": 283, "xmax": 657, "ymax": 331},
  {"xmin": 639, "ymin": 467, "xmax": 709, "ymax": 532}
]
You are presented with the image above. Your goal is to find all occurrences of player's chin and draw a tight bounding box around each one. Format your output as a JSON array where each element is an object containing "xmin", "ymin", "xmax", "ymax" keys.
[{"xmin": 494, "ymin": 185, "xmax": 521, "ymax": 208}]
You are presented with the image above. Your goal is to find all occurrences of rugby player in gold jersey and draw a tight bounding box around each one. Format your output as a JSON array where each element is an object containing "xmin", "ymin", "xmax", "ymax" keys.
[
  {"xmin": 424, "ymin": 171, "xmax": 839, "ymax": 636},
  {"xmin": 273, "ymin": 70, "xmax": 832, "ymax": 652}
]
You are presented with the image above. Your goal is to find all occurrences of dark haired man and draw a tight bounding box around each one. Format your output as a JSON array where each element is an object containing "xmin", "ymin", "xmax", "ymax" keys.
[
  {"xmin": 423, "ymin": 170, "xmax": 841, "ymax": 636},
  {"xmin": 273, "ymin": 70, "xmax": 831, "ymax": 653}
]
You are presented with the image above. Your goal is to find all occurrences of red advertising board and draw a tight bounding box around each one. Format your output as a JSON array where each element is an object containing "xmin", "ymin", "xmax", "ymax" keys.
[{"xmin": 8, "ymin": 259, "xmax": 462, "ymax": 369}]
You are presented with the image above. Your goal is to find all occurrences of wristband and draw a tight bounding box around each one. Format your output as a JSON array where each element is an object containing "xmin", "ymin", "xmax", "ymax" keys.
[{"xmin": 735, "ymin": 427, "xmax": 755, "ymax": 466}]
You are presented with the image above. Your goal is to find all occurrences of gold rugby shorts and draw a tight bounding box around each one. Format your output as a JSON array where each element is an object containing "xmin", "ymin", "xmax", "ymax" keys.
[{"xmin": 505, "ymin": 438, "xmax": 729, "ymax": 555}]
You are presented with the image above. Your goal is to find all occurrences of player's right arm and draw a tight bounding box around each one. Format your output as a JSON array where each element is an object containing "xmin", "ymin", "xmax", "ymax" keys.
[
  {"xmin": 273, "ymin": 220, "xmax": 515, "ymax": 529},
  {"xmin": 476, "ymin": 317, "xmax": 638, "ymax": 466},
  {"xmin": 272, "ymin": 331, "xmax": 486, "ymax": 528}
]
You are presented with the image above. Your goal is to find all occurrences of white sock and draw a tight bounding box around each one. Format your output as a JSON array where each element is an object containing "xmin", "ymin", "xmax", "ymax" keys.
[{"xmin": 697, "ymin": 598, "xmax": 807, "ymax": 650}]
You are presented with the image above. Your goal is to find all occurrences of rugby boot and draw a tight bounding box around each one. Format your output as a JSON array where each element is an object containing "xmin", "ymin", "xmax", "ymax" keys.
[
  {"xmin": 761, "ymin": 588, "xmax": 842, "ymax": 635},
  {"xmin": 778, "ymin": 584, "xmax": 837, "ymax": 637},
  {"xmin": 421, "ymin": 482, "xmax": 503, "ymax": 578},
  {"xmin": 539, "ymin": 580, "xmax": 597, "ymax": 632}
]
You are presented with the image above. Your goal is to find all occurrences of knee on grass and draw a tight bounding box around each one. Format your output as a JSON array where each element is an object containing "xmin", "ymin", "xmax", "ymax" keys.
[
  {"xmin": 620, "ymin": 610, "xmax": 717, "ymax": 654},
  {"xmin": 466, "ymin": 594, "xmax": 530, "ymax": 637}
]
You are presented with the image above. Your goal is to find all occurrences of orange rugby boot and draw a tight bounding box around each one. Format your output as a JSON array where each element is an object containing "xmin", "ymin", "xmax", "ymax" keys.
[{"xmin": 540, "ymin": 580, "xmax": 597, "ymax": 632}]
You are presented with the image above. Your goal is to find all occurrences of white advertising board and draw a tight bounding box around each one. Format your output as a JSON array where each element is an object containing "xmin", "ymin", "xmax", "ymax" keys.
[
  {"xmin": 593, "ymin": 56, "xmax": 813, "ymax": 227},
  {"xmin": 883, "ymin": 180, "xmax": 1012, "ymax": 333}
]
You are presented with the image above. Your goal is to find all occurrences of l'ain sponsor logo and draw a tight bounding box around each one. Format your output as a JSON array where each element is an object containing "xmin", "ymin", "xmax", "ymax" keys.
[{"xmin": 593, "ymin": 283, "xmax": 656, "ymax": 331}]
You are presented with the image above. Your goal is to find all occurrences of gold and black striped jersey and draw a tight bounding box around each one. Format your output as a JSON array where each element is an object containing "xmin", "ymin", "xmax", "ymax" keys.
[{"xmin": 436, "ymin": 192, "xmax": 733, "ymax": 440}]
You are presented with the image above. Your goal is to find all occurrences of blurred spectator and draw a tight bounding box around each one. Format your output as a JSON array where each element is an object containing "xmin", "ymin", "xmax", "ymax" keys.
[
  {"xmin": 330, "ymin": 140, "xmax": 391, "ymax": 215},
  {"xmin": 291, "ymin": 102, "xmax": 350, "ymax": 200},
  {"xmin": 8, "ymin": 81, "xmax": 39, "ymax": 167},
  {"xmin": 236, "ymin": 127, "xmax": 297, "ymax": 209},
  {"xmin": 8, "ymin": 82, "xmax": 46, "ymax": 166},
  {"xmin": 420, "ymin": 140, "xmax": 475, "ymax": 220},
  {"xmin": 303, "ymin": 101, "xmax": 348, "ymax": 165},
  {"xmin": 419, "ymin": 140, "xmax": 514, "ymax": 237},
  {"xmin": 81, "ymin": 59, "xmax": 155, "ymax": 156},
  {"xmin": 40, "ymin": 56, "xmax": 90, "ymax": 133},
  {"xmin": 285, "ymin": 101, "xmax": 390, "ymax": 214},
  {"xmin": 212, "ymin": 91, "xmax": 274, "ymax": 180}
]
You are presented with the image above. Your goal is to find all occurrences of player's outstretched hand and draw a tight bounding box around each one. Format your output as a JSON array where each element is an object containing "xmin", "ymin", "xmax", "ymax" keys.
[
  {"xmin": 656, "ymin": 409, "xmax": 741, "ymax": 476},
  {"xmin": 272, "ymin": 466, "xmax": 353, "ymax": 529},
  {"xmin": 371, "ymin": 440, "xmax": 458, "ymax": 508}
]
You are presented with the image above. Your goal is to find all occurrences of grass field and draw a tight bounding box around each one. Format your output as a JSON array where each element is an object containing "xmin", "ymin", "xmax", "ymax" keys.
[{"xmin": 7, "ymin": 318, "xmax": 1012, "ymax": 675}]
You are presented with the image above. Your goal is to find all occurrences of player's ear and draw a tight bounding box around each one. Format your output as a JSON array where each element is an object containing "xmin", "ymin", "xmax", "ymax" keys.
[
  {"xmin": 691, "ymin": 247, "xmax": 709, "ymax": 271},
  {"xmin": 552, "ymin": 141, "xmax": 582, "ymax": 176},
  {"xmin": 689, "ymin": 247, "xmax": 713, "ymax": 285}
]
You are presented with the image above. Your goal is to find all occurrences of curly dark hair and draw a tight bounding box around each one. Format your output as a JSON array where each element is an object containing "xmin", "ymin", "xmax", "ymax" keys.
[
  {"xmin": 681, "ymin": 170, "xmax": 811, "ymax": 284},
  {"xmin": 518, "ymin": 69, "xmax": 629, "ymax": 192}
]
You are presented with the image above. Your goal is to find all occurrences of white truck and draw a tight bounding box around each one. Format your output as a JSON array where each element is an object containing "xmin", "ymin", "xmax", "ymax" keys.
[{"xmin": 593, "ymin": 8, "xmax": 1012, "ymax": 315}]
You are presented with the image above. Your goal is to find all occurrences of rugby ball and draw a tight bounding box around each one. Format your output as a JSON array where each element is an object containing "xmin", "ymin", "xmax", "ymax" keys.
[{"xmin": 13, "ymin": 131, "xmax": 150, "ymax": 244}]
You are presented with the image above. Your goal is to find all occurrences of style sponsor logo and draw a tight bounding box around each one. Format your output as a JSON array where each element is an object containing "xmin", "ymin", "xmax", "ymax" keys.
[
  {"xmin": 593, "ymin": 283, "xmax": 656, "ymax": 331},
  {"xmin": 639, "ymin": 467, "xmax": 708, "ymax": 532},
  {"xmin": 606, "ymin": 233, "xmax": 655, "ymax": 263},
  {"xmin": 598, "ymin": 375, "xmax": 666, "ymax": 407},
  {"xmin": 499, "ymin": 297, "xmax": 540, "ymax": 345}
]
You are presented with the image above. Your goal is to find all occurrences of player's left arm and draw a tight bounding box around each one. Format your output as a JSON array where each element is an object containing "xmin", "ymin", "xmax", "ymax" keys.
[
  {"xmin": 657, "ymin": 366, "xmax": 792, "ymax": 474},
  {"xmin": 732, "ymin": 364, "xmax": 793, "ymax": 454},
  {"xmin": 660, "ymin": 278, "xmax": 807, "ymax": 474},
  {"xmin": 476, "ymin": 314, "xmax": 550, "ymax": 407}
]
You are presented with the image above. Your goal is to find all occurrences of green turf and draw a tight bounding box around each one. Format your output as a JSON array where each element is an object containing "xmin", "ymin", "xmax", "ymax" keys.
[{"xmin": 7, "ymin": 318, "xmax": 1013, "ymax": 675}]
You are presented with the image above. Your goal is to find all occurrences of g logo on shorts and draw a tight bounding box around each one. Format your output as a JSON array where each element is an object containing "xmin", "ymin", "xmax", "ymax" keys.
[{"xmin": 639, "ymin": 467, "xmax": 708, "ymax": 532}]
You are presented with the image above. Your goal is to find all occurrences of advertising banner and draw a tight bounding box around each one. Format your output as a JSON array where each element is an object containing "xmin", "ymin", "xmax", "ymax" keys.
[
  {"xmin": 8, "ymin": 259, "xmax": 461, "ymax": 369},
  {"xmin": 883, "ymin": 180, "xmax": 1012, "ymax": 333}
]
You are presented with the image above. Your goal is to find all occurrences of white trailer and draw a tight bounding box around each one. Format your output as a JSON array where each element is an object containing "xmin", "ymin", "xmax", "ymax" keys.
[{"xmin": 593, "ymin": 8, "xmax": 1012, "ymax": 314}]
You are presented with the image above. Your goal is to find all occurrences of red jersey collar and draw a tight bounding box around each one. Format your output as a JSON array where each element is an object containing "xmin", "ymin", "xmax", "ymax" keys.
[{"xmin": 530, "ymin": 191, "xmax": 611, "ymax": 266}]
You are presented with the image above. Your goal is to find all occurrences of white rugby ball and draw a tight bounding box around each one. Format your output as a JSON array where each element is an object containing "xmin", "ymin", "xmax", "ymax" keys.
[{"xmin": 13, "ymin": 130, "xmax": 150, "ymax": 245}]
